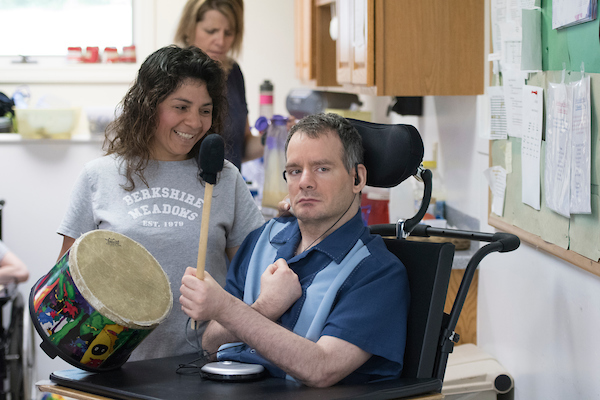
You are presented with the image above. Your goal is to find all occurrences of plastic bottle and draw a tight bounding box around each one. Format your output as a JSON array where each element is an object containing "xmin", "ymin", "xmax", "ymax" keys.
[
  {"xmin": 259, "ymin": 80, "xmax": 274, "ymax": 119},
  {"xmin": 261, "ymin": 115, "xmax": 288, "ymax": 211}
]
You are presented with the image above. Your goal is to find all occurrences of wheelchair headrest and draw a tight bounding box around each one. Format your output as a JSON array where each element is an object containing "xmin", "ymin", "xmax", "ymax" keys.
[{"xmin": 346, "ymin": 118, "xmax": 424, "ymax": 188}]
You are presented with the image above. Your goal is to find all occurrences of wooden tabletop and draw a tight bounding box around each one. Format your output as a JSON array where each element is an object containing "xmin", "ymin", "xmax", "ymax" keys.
[{"xmin": 37, "ymin": 381, "xmax": 444, "ymax": 400}]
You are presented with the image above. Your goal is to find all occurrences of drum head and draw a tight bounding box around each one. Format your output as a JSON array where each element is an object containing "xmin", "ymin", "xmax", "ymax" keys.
[
  {"xmin": 201, "ymin": 361, "xmax": 266, "ymax": 382},
  {"xmin": 70, "ymin": 230, "xmax": 172, "ymax": 329}
]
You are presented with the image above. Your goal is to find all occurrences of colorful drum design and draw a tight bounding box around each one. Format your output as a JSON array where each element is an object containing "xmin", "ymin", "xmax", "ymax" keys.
[{"xmin": 29, "ymin": 230, "xmax": 172, "ymax": 372}]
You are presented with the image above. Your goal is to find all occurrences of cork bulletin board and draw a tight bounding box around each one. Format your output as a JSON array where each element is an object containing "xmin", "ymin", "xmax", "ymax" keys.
[{"xmin": 488, "ymin": 0, "xmax": 600, "ymax": 277}]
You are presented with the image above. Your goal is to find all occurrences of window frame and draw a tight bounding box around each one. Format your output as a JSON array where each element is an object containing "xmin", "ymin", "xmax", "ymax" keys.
[{"xmin": 0, "ymin": 0, "xmax": 156, "ymax": 84}]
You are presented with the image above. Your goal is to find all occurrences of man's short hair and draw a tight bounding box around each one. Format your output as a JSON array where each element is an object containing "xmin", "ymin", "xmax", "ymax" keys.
[{"xmin": 285, "ymin": 113, "xmax": 364, "ymax": 173}]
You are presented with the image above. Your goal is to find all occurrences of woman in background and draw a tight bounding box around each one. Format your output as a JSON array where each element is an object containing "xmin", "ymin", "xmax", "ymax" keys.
[
  {"xmin": 57, "ymin": 45, "xmax": 264, "ymax": 361},
  {"xmin": 175, "ymin": 0, "xmax": 263, "ymax": 170}
]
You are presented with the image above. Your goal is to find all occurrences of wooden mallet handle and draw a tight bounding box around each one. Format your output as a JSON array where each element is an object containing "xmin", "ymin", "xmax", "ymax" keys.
[
  {"xmin": 192, "ymin": 134, "xmax": 224, "ymax": 329},
  {"xmin": 196, "ymin": 183, "xmax": 214, "ymax": 280}
]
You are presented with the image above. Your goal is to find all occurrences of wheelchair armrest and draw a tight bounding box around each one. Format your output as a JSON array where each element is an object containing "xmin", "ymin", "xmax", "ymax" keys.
[{"xmin": 369, "ymin": 223, "xmax": 520, "ymax": 382}]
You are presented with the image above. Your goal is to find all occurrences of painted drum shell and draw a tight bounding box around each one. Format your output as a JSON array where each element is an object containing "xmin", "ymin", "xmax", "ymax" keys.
[{"xmin": 29, "ymin": 230, "xmax": 172, "ymax": 372}]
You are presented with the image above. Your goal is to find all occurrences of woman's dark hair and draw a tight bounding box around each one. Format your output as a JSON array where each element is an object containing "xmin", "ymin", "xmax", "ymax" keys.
[{"xmin": 105, "ymin": 45, "xmax": 227, "ymax": 190}]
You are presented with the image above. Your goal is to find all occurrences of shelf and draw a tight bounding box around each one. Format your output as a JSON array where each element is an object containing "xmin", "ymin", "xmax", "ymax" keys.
[{"xmin": 0, "ymin": 63, "xmax": 139, "ymax": 84}]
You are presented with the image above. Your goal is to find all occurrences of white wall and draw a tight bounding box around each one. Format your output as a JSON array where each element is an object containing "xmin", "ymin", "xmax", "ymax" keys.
[
  {"xmin": 426, "ymin": 96, "xmax": 600, "ymax": 399},
  {"xmin": 0, "ymin": 141, "xmax": 105, "ymax": 391},
  {"xmin": 238, "ymin": 0, "xmax": 301, "ymax": 126},
  {"xmin": 2, "ymin": 1, "xmax": 600, "ymax": 399},
  {"xmin": 478, "ymin": 244, "xmax": 600, "ymax": 399}
]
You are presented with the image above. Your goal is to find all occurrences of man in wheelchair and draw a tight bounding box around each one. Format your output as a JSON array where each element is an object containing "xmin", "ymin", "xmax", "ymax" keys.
[{"xmin": 180, "ymin": 113, "xmax": 410, "ymax": 387}]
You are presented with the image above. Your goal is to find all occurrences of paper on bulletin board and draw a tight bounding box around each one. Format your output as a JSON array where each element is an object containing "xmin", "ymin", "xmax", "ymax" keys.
[
  {"xmin": 507, "ymin": 0, "xmax": 523, "ymax": 25},
  {"xmin": 492, "ymin": 0, "xmax": 536, "ymax": 53},
  {"xmin": 570, "ymin": 75, "xmax": 592, "ymax": 214},
  {"xmin": 552, "ymin": 0, "xmax": 597, "ymax": 30},
  {"xmin": 491, "ymin": 138, "xmax": 570, "ymax": 249},
  {"xmin": 545, "ymin": 81, "xmax": 572, "ymax": 218},
  {"xmin": 500, "ymin": 21, "xmax": 522, "ymax": 71},
  {"xmin": 521, "ymin": 0, "xmax": 541, "ymax": 8},
  {"xmin": 503, "ymin": 69, "xmax": 526, "ymax": 137},
  {"xmin": 491, "ymin": 0, "xmax": 508, "ymax": 54},
  {"xmin": 521, "ymin": 85, "xmax": 544, "ymax": 210},
  {"xmin": 485, "ymin": 166, "xmax": 507, "ymax": 216},
  {"xmin": 521, "ymin": 8, "xmax": 542, "ymax": 71},
  {"xmin": 489, "ymin": 86, "xmax": 508, "ymax": 139}
]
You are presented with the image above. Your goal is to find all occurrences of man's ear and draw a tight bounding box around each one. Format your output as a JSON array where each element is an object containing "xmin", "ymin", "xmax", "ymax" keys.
[{"xmin": 353, "ymin": 163, "xmax": 367, "ymax": 194}]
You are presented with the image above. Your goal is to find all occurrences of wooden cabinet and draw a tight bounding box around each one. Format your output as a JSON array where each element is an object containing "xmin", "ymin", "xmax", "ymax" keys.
[
  {"xmin": 294, "ymin": 0, "xmax": 338, "ymax": 87},
  {"xmin": 294, "ymin": 0, "xmax": 313, "ymax": 82},
  {"xmin": 335, "ymin": 0, "xmax": 374, "ymax": 86},
  {"xmin": 374, "ymin": 0, "xmax": 484, "ymax": 96},
  {"xmin": 296, "ymin": 0, "xmax": 484, "ymax": 96}
]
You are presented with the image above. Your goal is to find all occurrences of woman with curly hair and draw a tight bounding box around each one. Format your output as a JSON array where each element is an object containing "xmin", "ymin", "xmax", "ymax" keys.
[{"xmin": 56, "ymin": 45, "xmax": 264, "ymax": 361}]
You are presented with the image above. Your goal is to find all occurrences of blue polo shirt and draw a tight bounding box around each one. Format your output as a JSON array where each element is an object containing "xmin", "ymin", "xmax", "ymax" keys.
[{"xmin": 222, "ymin": 210, "xmax": 410, "ymax": 383}]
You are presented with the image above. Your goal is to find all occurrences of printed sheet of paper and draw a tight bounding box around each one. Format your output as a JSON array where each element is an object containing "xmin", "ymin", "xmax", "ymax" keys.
[
  {"xmin": 521, "ymin": 85, "xmax": 544, "ymax": 210},
  {"xmin": 493, "ymin": 0, "xmax": 542, "ymax": 73},
  {"xmin": 500, "ymin": 21, "xmax": 522, "ymax": 71},
  {"xmin": 521, "ymin": 0, "xmax": 541, "ymax": 8},
  {"xmin": 570, "ymin": 76, "xmax": 592, "ymax": 214},
  {"xmin": 491, "ymin": 0, "xmax": 508, "ymax": 54},
  {"xmin": 489, "ymin": 86, "xmax": 508, "ymax": 140},
  {"xmin": 503, "ymin": 69, "xmax": 526, "ymax": 137},
  {"xmin": 553, "ymin": 0, "xmax": 597, "ymax": 29},
  {"xmin": 485, "ymin": 166, "xmax": 508, "ymax": 217},
  {"xmin": 508, "ymin": 0, "xmax": 523, "ymax": 26},
  {"xmin": 545, "ymin": 82, "xmax": 572, "ymax": 218}
]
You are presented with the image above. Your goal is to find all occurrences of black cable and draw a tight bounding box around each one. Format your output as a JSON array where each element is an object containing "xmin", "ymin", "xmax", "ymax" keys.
[
  {"xmin": 269, "ymin": 193, "xmax": 358, "ymax": 254},
  {"xmin": 295, "ymin": 194, "xmax": 356, "ymax": 254},
  {"xmin": 177, "ymin": 318, "xmax": 247, "ymax": 375}
]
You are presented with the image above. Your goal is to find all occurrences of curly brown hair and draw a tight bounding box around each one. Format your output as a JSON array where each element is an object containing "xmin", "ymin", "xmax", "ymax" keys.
[{"xmin": 105, "ymin": 45, "xmax": 227, "ymax": 191}]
